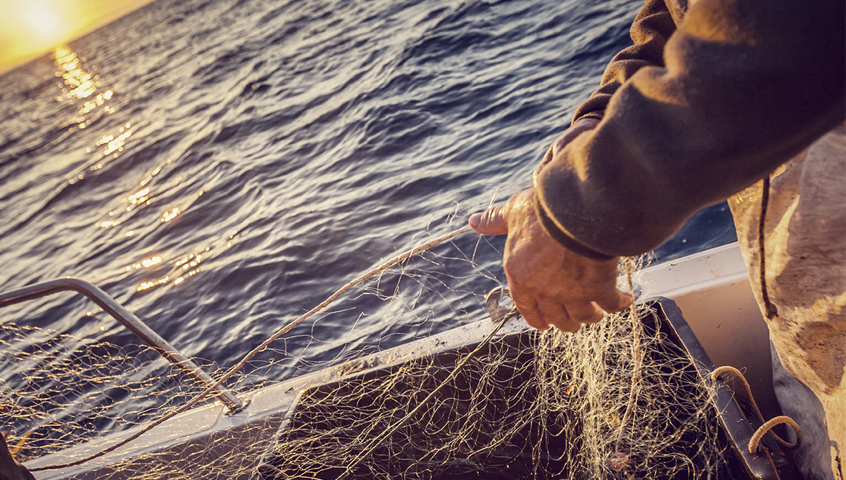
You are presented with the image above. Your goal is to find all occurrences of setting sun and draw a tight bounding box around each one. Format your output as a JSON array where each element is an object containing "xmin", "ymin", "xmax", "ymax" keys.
[
  {"xmin": 23, "ymin": 1, "xmax": 67, "ymax": 46},
  {"xmin": 0, "ymin": 0, "xmax": 157, "ymax": 75}
]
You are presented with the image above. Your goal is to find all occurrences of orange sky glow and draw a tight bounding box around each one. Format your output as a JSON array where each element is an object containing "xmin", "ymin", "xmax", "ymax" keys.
[{"xmin": 0, "ymin": 0, "xmax": 157, "ymax": 75}]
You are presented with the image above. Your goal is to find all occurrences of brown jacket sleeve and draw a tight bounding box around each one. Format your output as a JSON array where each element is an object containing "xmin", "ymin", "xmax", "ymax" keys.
[
  {"xmin": 572, "ymin": 0, "xmax": 677, "ymax": 124},
  {"xmin": 536, "ymin": 0, "xmax": 845, "ymax": 257}
]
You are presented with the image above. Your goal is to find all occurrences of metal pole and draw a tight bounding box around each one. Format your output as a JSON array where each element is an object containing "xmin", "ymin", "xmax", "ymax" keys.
[{"xmin": 0, "ymin": 278, "xmax": 245, "ymax": 414}]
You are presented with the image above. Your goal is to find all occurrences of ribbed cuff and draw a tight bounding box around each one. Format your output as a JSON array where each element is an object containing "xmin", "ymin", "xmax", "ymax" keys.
[
  {"xmin": 533, "ymin": 192, "xmax": 615, "ymax": 261},
  {"xmin": 572, "ymin": 110, "xmax": 605, "ymax": 127}
]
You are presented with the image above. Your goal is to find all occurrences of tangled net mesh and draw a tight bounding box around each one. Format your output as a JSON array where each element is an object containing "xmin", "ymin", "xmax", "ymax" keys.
[
  {"xmin": 1, "ymin": 229, "xmax": 740, "ymax": 480},
  {"xmin": 255, "ymin": 304, "xmax": 730, "ymax": 480}
]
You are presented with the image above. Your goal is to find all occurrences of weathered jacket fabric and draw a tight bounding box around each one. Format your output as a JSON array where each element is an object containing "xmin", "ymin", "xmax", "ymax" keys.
[
  {"xmin": 533, "ymin": 0, "xmax": 846, "ymax": 476},
  {"xmin": 533, "ymin": 0, "xmax": 845, "ymax": 257},
  {"xmin": 730, "ymin": 128, "xmax": 846, "ymax": 479}
]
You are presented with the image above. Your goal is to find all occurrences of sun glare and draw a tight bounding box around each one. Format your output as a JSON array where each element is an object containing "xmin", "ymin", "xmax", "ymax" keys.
[
  {"xmin": 23, "ymin": 1, "xmax": 66, "ymax": 46},
  {"xmin": 1, "ymin": 0, "xmax": 156, "ymax": 74}
]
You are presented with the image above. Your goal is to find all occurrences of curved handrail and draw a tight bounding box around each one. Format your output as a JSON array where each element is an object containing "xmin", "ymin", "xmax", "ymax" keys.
[{"xmin": 0, "ymin": 278, "xmax": 244, "ymax": 414}]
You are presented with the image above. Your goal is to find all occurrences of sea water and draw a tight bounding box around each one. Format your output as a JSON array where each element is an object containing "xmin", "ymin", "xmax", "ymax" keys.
[{"xmin": 0, "ymin": 0, "xmax": 735, "ymax": 423}]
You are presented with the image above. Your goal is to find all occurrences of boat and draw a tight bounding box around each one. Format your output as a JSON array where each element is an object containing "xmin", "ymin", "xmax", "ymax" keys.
[{"xmin": 1, "ymin": 242, "xmax": 799, "ymax": 479}]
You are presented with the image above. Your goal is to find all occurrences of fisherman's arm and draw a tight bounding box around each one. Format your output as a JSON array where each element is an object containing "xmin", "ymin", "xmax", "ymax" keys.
[
  {"xmin": 571, "ymin": 0, "xmax": 676, "ymax": 125},
  {"xmin": 535, "ymin": 0, "xmax": 676, "ymax": 176},
  {"xmin": 536, "ymin": 0, "xmax": 845, "ymax": 257},
  {"xmin": 470, "ymin": 0, "xmax": 681, "ymax": 330},
  {"xmin": 471, "ymin": 0, "xmax": 845, "ymax": 330}
]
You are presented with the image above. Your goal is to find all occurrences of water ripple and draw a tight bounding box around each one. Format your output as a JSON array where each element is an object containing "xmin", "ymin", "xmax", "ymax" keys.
[{"xmin": 0, "ymin": 0, "xmax": 735, "ymax": 425}]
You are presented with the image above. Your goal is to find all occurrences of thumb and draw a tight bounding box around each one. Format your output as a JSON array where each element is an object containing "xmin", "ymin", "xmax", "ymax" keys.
[{"xmin": 469, "ymin": 204, "xmax": 509, "ymax": 235}]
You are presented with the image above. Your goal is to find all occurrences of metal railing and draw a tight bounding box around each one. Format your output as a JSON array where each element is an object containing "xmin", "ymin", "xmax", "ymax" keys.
[{"xmin": 0, "ymin": 278, "xmax": 245, "ymax": 414}]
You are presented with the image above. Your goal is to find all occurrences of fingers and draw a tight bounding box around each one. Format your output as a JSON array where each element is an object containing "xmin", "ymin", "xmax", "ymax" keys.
[
  {"xmin": 537, "ymin": 297, "xmax": 583, "ymax": 333},
  {"xmin": 593, "ymin": 288, "xmax": 634, "ymax": 314},
  {"xmin": 510, "ymin": 278, "xmax": 627, "ymax": 333},
  {"xmin": 519, "ymin": 296, "xmax": 623, "ymax": 333},
  {"xmin": 507, "ymin": 277, "xmax": 548, "ymax": 330},
  {"xmin": 510, "ymin": 277, "xmax": 601, "ymax": 333},
  {"xmin": 469, "ymin": 204, "xmax": 510, "ymax": 235},
  {"xmin": 516, "ymin": 300, "xmax": 549, "ymax": 331},
  {"xmin": 566, "ymin": 301, "xmax": 606, "ymax": 324}
]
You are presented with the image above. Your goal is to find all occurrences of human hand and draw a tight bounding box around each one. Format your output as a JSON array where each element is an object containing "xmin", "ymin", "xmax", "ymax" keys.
[
  {"xmin": 469, "ymin": 189, "xmax": 632, "ymax": 332},
  {"xmin": 533, "ymin": 117, "xmax": 599, "ymax": 178}
]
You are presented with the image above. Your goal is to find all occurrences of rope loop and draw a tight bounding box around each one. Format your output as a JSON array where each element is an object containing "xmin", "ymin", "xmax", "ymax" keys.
[
  {"xmin": 749, "ymin": 416, "xmax": 802, "ymax": 454},
  {"xmin": 711, "ymin": 366, "xmax": 803, "ymax": 453}
]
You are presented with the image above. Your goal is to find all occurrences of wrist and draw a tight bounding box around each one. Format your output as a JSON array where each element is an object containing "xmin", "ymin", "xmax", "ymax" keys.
[{"xmin": 532, "ymin": 190, "xmax": 615, "ymax": 261}]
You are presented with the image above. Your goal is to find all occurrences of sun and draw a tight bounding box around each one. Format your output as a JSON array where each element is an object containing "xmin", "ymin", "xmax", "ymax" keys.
[
  {"xmin": 23, "ymin": 0, "xmax": 67, "ymax": 46},
  {"xmin": 1, "ymin": 0, "xmax": 156, "ymax": 74}
]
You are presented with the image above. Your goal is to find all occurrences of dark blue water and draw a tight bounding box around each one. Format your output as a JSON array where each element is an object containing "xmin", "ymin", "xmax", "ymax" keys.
[{"xmin": 0, "ymin": 0, "xmax": 735, "ymax": 446}]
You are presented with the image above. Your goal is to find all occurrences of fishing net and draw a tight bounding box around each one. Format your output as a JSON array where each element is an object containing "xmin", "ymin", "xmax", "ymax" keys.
[
  {"xmin": 1, "ymin": 227, "xmax": 751, "ymax": 480},
  {"xmin": 252, "ymin": 302, "xmax": 733, "ymax": 480}
]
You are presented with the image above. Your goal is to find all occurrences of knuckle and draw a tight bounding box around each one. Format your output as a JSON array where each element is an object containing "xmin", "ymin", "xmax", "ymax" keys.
[{"xmin": 551, "ymin": 320, "xmax": 580, "ymax": 333}]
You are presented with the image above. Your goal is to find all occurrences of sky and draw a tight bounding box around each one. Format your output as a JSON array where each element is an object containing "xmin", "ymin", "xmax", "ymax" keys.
[{"xmin": 0, "ymin": 0, "xmax": 157, "ymax": 75}]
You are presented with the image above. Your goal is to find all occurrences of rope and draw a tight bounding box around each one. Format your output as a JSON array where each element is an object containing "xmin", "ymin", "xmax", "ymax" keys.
[
  {"xmin": 711, "ymin": 366, "xmax": 802, "ymax": 454},
  {"xmin": 610, "ymin": 257, "xmax": 640, "ymax": 472},
  {"xmin": 614, "ymin": 258, "xmax": 640, "ymax": 454},
  {"xmin": 749, "ymin": 417, "xmax": 803, "ymax": 455},
  {"xmin": 31, "ymin": 225, "xmax": 474, "ymax": 472}
]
